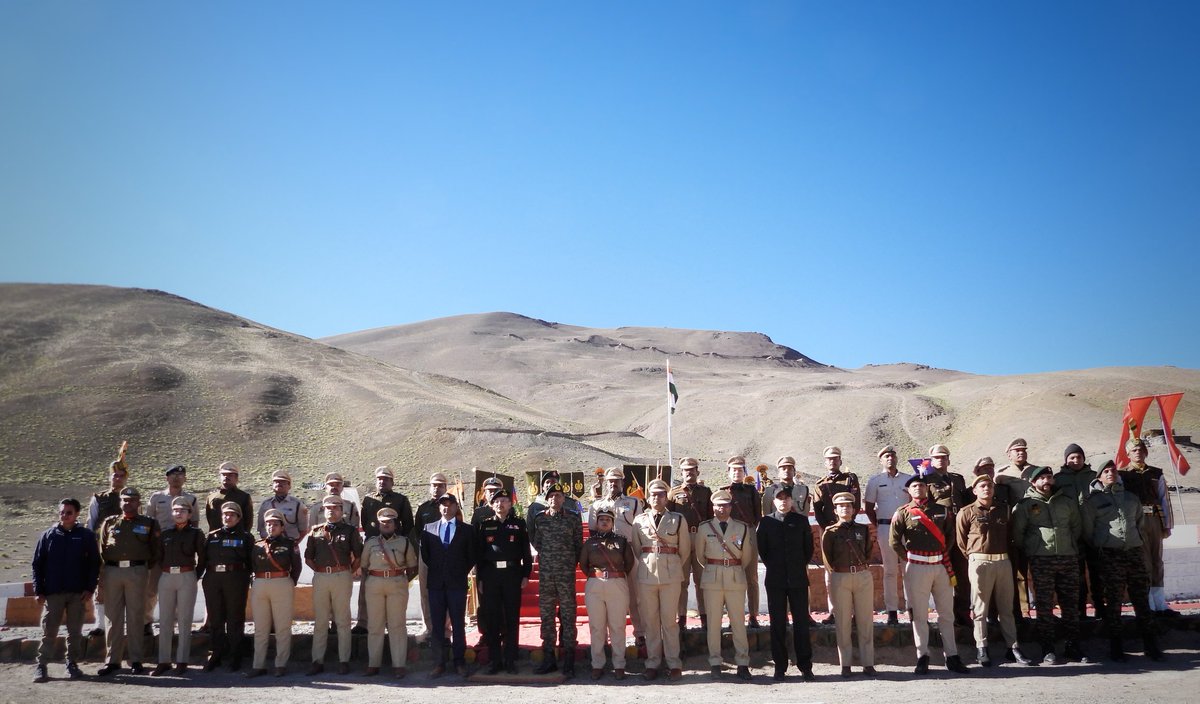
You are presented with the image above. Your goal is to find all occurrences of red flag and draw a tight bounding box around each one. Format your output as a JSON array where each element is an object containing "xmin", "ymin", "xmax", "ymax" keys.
[
  {"xmin": 1115, "ymin": 396, "xmax": 1155, "ymax": 468},
  {"xmin": 1156, "ymin": 393, "xmax": 1191, "ymax": 476}
]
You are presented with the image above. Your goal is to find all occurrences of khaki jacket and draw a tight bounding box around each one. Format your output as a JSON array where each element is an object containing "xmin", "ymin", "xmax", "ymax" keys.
[
  {"xmin": 630, "ymin": 510, "xmax": 690, "ymax": 584},
  {"xmin": 694, "ymin": 518, "xmax": 757, "ymax": 590}
]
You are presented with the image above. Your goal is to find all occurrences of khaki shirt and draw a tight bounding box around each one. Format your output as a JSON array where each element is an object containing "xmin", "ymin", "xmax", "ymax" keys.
[
  {"xmin": 821, "ymin": 520, "xmax": 873, "ymax": 572},
  {"xmin": 589, "ymin": 494, "xmax": 643, "ymax": 541},
  {"xmin": 147, "ymin": 489, "xmax": 199, "ymax": 530},
  {"xmin": 256, "ymin": 495, "xmax": 308, "ymax": 540},
  {"xmin": 99, "ymin": 514, "xmax": 161, "ymax": 565},
  {"xmin": 955, "ymin": 501, "xmax": 1011, "ymax": 556},
  {"xmin": 694, "ymin": 518, "xmax": 757, "ymax": 590},
  {"xmin": 630, "ymin": 509, "xmax": 690, "ymax": 584},
  {"xmin": 360, "ymin": 533, "xmax": 418, "ymax": 576}
]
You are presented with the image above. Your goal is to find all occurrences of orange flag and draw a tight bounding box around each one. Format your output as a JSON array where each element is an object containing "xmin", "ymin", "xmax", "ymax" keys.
[
  {"xmin": 1156, "ymin": 393, "xmax": 1191, "ymax": 476},
  {"xmin": 1115, "ymin": 396, "xmax": 1155, "ymax": 468}
]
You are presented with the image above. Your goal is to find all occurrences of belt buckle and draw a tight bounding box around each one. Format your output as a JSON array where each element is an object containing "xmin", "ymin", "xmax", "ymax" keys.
[
  {"xmin": 118, "ymin": 560, "xmax": 131, "ymax": 568},
  {"xmin": 168, "ymin": 566, "xmax": 181, "ymax": 574},
  {"xmin": 323, "ymin": 566, "xmax": 334, "ymax": 573},
  {"xmin": 849, "ymin": 565, "xmax": 858, "ymax": 574},
  {"xmin": 496, "ymin": 560, "xmax": 507, "ymax": 569},
  {"xmin": 721, "ymin": 558, "xmax": 731, "ymax": 567},
  {"xmin": 215, "ymin": 564, "xmax": 227, "ymax": 573}
]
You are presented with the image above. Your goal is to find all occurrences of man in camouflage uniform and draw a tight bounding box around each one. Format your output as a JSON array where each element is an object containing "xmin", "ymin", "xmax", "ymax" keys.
[
  {"xmin": 531, "ymin": 482, "xmax": 583, "ymax": 677},
  {"xmin": 720, "ymin": 456, "xmax": 762, "ymax": 627},
  {"xmin": 590, "ymin": 467, "xmax": 644, "ymax": 643},
  {"xmin": 813, "ymin": 446, "xmax": 860, "ymax": 624},
  {"xmin": 667, "ymin": 457, "xmax": 711, "ymax": 631},
  {"xmin": 1054, "ymin": 444, "xmax": 1103, "ymax": 620},
  {"xmin": 1011, "ymin": 465, "xmax": 1088, "ymax": 665}
]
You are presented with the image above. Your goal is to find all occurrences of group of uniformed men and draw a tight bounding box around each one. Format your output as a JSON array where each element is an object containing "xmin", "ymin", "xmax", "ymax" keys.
[{"xmin": 30, "ymin": 436, "xmax": 1175, "ymax": 684}]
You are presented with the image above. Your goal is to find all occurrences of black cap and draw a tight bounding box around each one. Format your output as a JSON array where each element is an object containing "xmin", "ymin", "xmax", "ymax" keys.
[
  {"xmin": 904, "ymin": 474, "xmax": 928, "ymax": 488},
  {"xmin": 165, "ymin": 464, "xmax": 186, "ymax": 476},
  {"xmin": 436, "ymin": 493, "xmax": 458, "ymax": 505},
  {"xmin": 1063, "ymin": 443, "xmax": 1084, "ymax": 461},
  {"xmin": 490, "ymin": 489, "xmax": 511, "ymax": 502},
  {"xmin": 542, "ymin": 470, "xmax": 560, "ymax": 482},
  {"xmin": 119, "ymin": 487, "xmax": 140, "ymax": 499}
]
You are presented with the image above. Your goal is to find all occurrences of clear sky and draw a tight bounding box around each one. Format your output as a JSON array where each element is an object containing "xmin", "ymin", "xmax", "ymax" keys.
[{"xmin": 2, "ymin": 1, "xmax": 1198, "ymax": 375}]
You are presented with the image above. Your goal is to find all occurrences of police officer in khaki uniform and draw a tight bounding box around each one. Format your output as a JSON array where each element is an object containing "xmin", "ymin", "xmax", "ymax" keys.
[
  {"xmin": 821, "ymin": 492, "xmax": 876, "ymax": 678},
  {"xmin": 361, "ymin": 507, "xmax": 419, "ymax": 677},
  {"xmin": 152, "ymin": 496, "xmax": 205, "ymax": 676},
  {"xmin": 580, "ymin": 508, "xmax": 635, "ymax": 680},
  {"xmin": 145, "ymin": 464, "xmax": 199, "ymax": 632},
  {"xmin": 256, "ymin": 470, "xmax": 308, "ymax": 540},
  {"xmin": 589, "ymin": 467, "xmax": 645, "ymax": 644},
  {"xmin": 667, "ymin": 457, "xmax": 711, "ymax": 631},
  {"xmin": 631, "ymin": 478, "xmax": 690, "ymax": 681},
  {"xmin": 357, "ymin": 466, "xmax": 414, "ymax": 634},
  {"xmin": 761, "ymin": 455, "xmax": 811, "ymax": 516},
  {"xmin": 695, "ymin": 489, "xmax": 757, "ymax": 681},
  {"xmin": 305, "ymin": 494, "xmax": 364, "ymax": 675},
  {"xmin": 720, "ymin": 456, "xmax": 762, "ymax": 628},
  {"xmin": 96, "ymin": 487, "xmax": 161, "ymax": 676},
  {"xmin": 205, "ymin": 462, "xmax": 253, "ymax": 532},
  {"xmin": 310, "ymin": 472, "xmax": 361, "ymax": 529},
  {"xmin": 246, "ymin": 509, "xmax": 302, "ymax": 678}
]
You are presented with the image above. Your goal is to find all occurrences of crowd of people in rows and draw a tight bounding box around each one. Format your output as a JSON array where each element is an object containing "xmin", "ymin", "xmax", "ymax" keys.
[{"xmin": 29, "ymin": 436, "xmax": 1176, "ymax": 684}]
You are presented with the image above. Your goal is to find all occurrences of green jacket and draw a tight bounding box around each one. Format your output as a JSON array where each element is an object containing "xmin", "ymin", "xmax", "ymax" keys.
[
  {"xmin": 1010, "ymin": 486, "xmax": 1081, "ymax": 557},
  {"xmin": 1053, "ymin": 464, "xmax": 1098, "ymax": 505},
  {"xmin": 1080, "ymin": 480, "xmax": 1143, "ymax": 550}
]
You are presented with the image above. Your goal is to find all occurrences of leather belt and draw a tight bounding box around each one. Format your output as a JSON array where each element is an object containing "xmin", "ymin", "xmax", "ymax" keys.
[
  {"xmin": 105, "ymin": 560, "xmax": 147, "ymax": 568},
  {"xmin": 211, "ymin": 564, "xmax": 244, "ymax": 572},
  {"xmin": 164, "ymin": 565, "xmax": 194, "ymax": 574},
  {"xmin": 877, "ymin": 519, "xmax": 892, "ymax": 524},
  {"xmin": 1142, "ymin": 506, "xmax": 1160, "ymax": 514},
  {"xmin": 368, "ymin": 569, "xmax": 405, "ymax": 578},
  {"xmin": 969, "ymin": 552, "xmax": 1009, "ymax": 562},
  {"xmin": 316, "ymin": 566, "xmax": 350, "ymax": 573},
  {"xmin": 590, "ymin": 568, "xmax": 626, "ymax": 578},
  {"xmin": 906, "ymin": 552, "xmax": 942, "ymax": 564},
  {"xmin": 254, "ymin": 570, "xmax": 290, "ymax": 579},
  {"xmin": 641, "ymin": 546, "xmax": 679, "ymax": 554},
  {"xmin": 831, "ymin": 565, "xmax": 868, "ymax": 573},
  {"xmin": 706, "ymin": 557, "xmax": 741, "ymax": 566}
]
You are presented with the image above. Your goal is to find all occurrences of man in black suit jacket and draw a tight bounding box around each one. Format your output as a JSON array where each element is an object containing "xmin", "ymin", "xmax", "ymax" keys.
[
  {"xmin": 756, "ymin": 485, "xmax": 815, "ymax": 681},
  {"xmin": 420, "ymin": 494, "xmax": 476, "ymax": 677}
]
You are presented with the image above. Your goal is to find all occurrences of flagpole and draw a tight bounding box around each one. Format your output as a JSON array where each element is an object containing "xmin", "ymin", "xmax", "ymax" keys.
[
  {"xmin": 1156, "ymin": 396, "xmax": 1189, "ymax": 524},
  {"xmin": 666, "ymin": 358, "xmax": 674, "ymax": 478}
]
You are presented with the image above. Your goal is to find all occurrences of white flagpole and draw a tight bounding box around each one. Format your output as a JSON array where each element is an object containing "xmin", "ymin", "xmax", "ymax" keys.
[{"xmin": 666, "ymin": 358, "xmax": 674, "ymax": 477}]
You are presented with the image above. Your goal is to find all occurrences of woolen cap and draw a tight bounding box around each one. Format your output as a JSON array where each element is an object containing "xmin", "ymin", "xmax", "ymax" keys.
[
  {"xmin": 679, "ymin": 457, "xmax": 699, "ymax": 470},
  {"xmin": 928, "ymin": 444, "xmax": 950, "ymax": 457},
  {"xmin": 823, "ymin": 446, "xmax": 842, "ymax": 458},
  {"xmin": 1063, "ymin": 443, "xmax": 1085, "ymax": 461},
  {"xmin": 220, "ymin": 501, "xmax": 242, "ymax": 516},
  {"xmin": 1025, "ymin": 465, "xmax": 1053, "ymax": 481}
]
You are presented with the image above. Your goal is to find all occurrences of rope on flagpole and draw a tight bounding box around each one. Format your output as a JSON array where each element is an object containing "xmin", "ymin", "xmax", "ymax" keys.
[{"xmin": 666, "ymin": 358, "xmax": 674, "ymax": 481}]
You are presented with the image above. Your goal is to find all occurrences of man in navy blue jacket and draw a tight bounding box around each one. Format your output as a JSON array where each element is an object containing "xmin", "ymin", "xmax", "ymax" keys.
[
  {"xmin": 420, "ymin": 493, "xmax": 476, "ymax": 678},
  {"xmin": 32, "ymin": 498, "xmax": 101, "ymax": 683}
]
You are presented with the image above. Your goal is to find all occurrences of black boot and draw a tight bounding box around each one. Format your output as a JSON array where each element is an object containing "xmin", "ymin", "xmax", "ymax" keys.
[
  {"xmin": 1109, "ymin": 637, "xmax": 1128, "ymax": 662},
  {"xmin": 1064, "ymin": 640, "xmax": 1091, "ymax": 664},
  {"xmin": 533, "ymin": 650, "xmax": 558, "ymax": 675},
  {"xmin": 1144, "ymin": 632, "xmax": 1165, "ymax": 662},
  {"xmin": 977, "ymin": 647, "xmax": 992, "ymax": 667},
  {"xmin": 886, "ymin": 610, "xmax": 899, "ymax": 626},
  {"xmin": 561, "ymin": 651, "xmax": 575, "ymax": 678},
  {"xmin": 914, "ymin": 655, "xmax": 930, "ymax": 674}
]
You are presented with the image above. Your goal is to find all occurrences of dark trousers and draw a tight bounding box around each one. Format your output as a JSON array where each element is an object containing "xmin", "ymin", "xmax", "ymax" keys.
[
  {"xmin": 765, "ymin": 585, "xmax": 812, "ymax": 671},
  {"xmin": 1099, "ymin": 547, "xmax": 1152, "ymax": 639},
  {"xmin": 1078, "ymin": 548, "xmax": 1105, "ymax": 616},
  {"xmin": 428, "ymin": 587, "xmax": 467, "ymax": 666},
  {"xmin": 482, "ymin": 574, "xmax": 523, "ymax": 665},
  {"xmin": 202, "ymin": 573, "xmax": 249, "ymax": 662},
  {"xmin": 1029, "ymin": 555, "xmax": 1079, "ymax": 647}
]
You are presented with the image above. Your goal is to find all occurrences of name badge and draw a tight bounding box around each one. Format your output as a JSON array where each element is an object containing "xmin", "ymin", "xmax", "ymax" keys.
[
  {"xmin": 133, "ymin": 524, "xmax": 149, "ymax": 535},
  {"xmin": 222, "ymin": 539, "xmax": 242, "ymax": 547}
]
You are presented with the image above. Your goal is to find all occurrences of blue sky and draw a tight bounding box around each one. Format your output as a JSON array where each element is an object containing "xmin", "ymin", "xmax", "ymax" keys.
[{"xmin": 2, "ymin": 1, "xmax": 1198, "ymax": 374}]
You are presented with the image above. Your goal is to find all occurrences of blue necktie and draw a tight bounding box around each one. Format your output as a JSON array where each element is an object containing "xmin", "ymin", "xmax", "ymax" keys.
[{"xmin": 442, "ymin": 522, "xmax": 451, "ymax": 546}]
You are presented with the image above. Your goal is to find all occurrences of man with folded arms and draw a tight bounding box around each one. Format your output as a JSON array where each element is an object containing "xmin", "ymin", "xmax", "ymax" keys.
[
  {"xmin": 246, "ymin": 508, "xmax": 302, "ymax": 678},
  {"xmin": 630, "ymin": 478, "xmax": 690, "ymax": 682},
  {"xmin": 955, "ymin": 475, "xmax": 1033, "ymax": 667},
  {"xmin": 305, "ymin": 495, "xmax": 364, "ymax": 675},
  {"xmin": 152, "ymin": 496, "xmax": 205, "ymax": 676}
]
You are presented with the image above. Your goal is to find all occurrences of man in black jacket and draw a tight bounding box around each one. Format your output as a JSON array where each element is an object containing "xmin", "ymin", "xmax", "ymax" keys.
[
  {"xmin": 756, "ymin": 486, "xmax": 815, "ymax": 681},
  {"xmin": 32, "ymin": 498, "xmax": 101, "ymax": 683},
  {"xmin": 420, "ymin": 493, "xmax": 476, "ymax": 678}
]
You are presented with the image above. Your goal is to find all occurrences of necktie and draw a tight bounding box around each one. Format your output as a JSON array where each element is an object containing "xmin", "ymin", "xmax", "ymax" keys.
[
  {"xmin": 719, "ymin": 521, "xmax": 728, "ymax": 533},
  {"xmin": 653, "ymin": 513, "xmax": 663, "ymax": 528},
  {"xmin": 442, "ymin": 522, "xmax": 451, "ymax": 546}
]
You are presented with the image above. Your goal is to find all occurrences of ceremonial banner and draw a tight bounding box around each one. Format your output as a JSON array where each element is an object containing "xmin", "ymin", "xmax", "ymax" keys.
[
  {"xmin": 1114, "ymin": 395, "xmax": 1155, "ymax": 468},
  {"xmin": 1156, "ymin": 393, "xmax": 1191, "ymax": 476}
]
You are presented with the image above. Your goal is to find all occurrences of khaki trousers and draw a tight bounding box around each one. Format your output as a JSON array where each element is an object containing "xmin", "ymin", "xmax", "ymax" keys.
[
  {"xmin": 145, "ymin": 569, "xmax": 160, "ymax": 624},
  {"xmin": 637, "ymin": 581, "xmax": 682, "ymax": 668},
  {"xmin": 156, "ymin": 571, "xmax": 197, "ymax": 664},
  {"xmin": 830, "ymin": 570, "xmax": 875, "ymax": 667},
  {"xmin": 311, "ymin": 571, "xmax": 353, "ymax": 663},
  {"xmin": 251, "ymin": 577, "xmax": 294, "ymax": 669},
  {"xmin": 703, "ymin": 584, "xmax": 749, "ymax": 666},
  {"xmin": 1141, "ymin": 513, "xmax": 1165, "ymax": 587},
  {"xmin": 366, "ymin": 576, "xmax": 410, "ymax": 667},
  {"xmin": 103, "ymin": 564, "xmax": 147, "ymax": 664},
  {"xmin": 38, "ymin": 593, "xmax": 85, "ymax": 667},
  {"xmin": 626, "ymin": 573, "xmax": 643, "ymax": 637},
  {"xmin": 903, "ymin": 562, "xmax": 957, "ymax": 658},
  {"xmin": 876, "ymin": 524, "xmax": 904, "ymax": 611},
  {"xmin": 968, "ymin": 555, "xmax": 1017, "ymax": 648},
  {"xmin": 585, "ymin": 576, "xmax": 629, "ymax": 669}
]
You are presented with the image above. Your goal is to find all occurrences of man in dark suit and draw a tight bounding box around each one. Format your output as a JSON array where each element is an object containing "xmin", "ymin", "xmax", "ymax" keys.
[
  {"xmin": 756, "ymin": 485, "xmax": 815, "ymax": 681},
  {"xmin": 420, "ymin": 493, "xmax": 476, "ymax": 678}
]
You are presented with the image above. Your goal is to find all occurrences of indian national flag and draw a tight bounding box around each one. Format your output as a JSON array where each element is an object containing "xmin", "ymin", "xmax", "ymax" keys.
[{"xmin": 667, "ymin": 365, "xmax": 678, "ymax": 414}]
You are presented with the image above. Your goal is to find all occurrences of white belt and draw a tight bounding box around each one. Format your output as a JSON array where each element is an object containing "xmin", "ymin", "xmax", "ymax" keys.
[
  {"xmin": 495, "ymin": 561, "xmax": 508, "ymax": 569},
  {"xmin": 907, "ymin": 552, "xmax": 942, "ymax": 564},
  {"xmin": 167, "ymin": 566, "xmax": 189, "ymax": 574},
  {"xmin": 118, "ymin": 560, "xmax": 133, "ymax": 568},
  {"xmin": 214, "ymin": 564, "xmax": 230, "ymax": 572}
]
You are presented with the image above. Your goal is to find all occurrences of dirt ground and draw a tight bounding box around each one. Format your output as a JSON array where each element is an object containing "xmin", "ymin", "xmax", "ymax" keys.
[{"xmin": 1, "ymin": 641, "xmax": 1196, "ymax": 704}]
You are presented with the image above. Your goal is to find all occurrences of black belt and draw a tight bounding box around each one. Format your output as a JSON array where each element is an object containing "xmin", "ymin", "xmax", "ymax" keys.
[
  {"xmin": 105, "ymin": 560, "xmax": 147, "ymax": 567},
  {"xmin": 877, "ymin": 519, "xmax": 891, "ymax": 524}
]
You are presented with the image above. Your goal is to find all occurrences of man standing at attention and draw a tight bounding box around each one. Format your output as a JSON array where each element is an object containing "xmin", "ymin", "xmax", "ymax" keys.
[
  {"xmin": 720, "ymin": 456, "xmax": 762, "ymax": 628},
  {"xmin": 813, "ymin": 446, "xmax": 860, "ymax": 625},
  {"xmin": 356, "ymin": 466, "xmax": 413, "ymax": 634},
  {"xmin": 96, "ymin": 487, "xmax": 161, "ymax": 676},
  {"xmin": 32, "ymin": 498, "xmax": 100, "ymax": 683},
  {"xmin": 756, "ymin": 485, "xmax": 815, "ymax": 681},
  {"xmin": 421, "ymin": 493, "xmax": 475, "ymax": 678},
  {"xmin": 667, "ymin": 457, "xmax": 711, "ymax": 633},
  {"xmin": 476, "ymin": 489, "xmax": 532, "ymax": 675},
  {"xmin": 695, "ymin": 489, "xmax": 756, "ymax": 681},
  {"xmin": 590, "ymin": 467, "xmax": 645, "ymax": 644},
  {"xmin": 1119, "ymin": 438, "xmax": 1176, "ymax": 617},
  {"xmin": 863, "ymin": 445, "xmax": 911, "ymax": 625},
  {"xmin": 532, "ymin": 481, "xmax": 583, "ymax": 677},
  {"xmin": 630, "ymin": 478, "xmax": 690, "ymax": 682}
]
